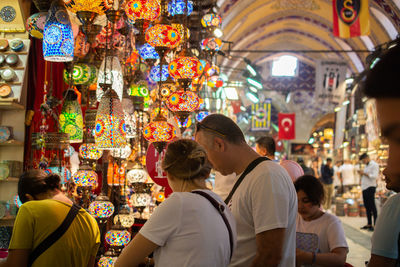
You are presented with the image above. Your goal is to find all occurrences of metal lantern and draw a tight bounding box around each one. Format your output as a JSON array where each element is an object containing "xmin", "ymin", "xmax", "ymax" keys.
[
  {"xmin": 59, "ymin": 90, "xmax": 84, "ymax": 143},
  {"xmin": 72, "ymin": 164, "xmax": 98, "ymax": 188},
  {"xmin": 95, "ymin": 89, "xmax": 127, "ymax": 150},
  {"xmin": 89, "ymin": 194, "xmax": 115, "ymax": 219},
  {"xmin": 97, "ymin": 56, "xmax": 124, "ymax": 101},
  {"xmin": 43, "ymin": 0, "xmax": 74, "ymax": 62}
]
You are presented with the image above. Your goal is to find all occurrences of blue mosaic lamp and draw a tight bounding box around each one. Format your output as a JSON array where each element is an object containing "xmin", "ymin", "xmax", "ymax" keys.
[
  {"xmin": 196, "ymin": 111, "xmax": 209, "ymax": 122},
  {"xmin": 149, "ymin": 65, "xmax": 169, "ymax": 82},
  {"xmin": 138, "ymin": 43, "xmax": 159, "ymax": 60},
  {"xmin": 168, "ymin": 0, "xmax": 193, "ymax": 16},
  {"xmin": 43, "ymin": 0, "xmax": 74, "ymax": 62}
]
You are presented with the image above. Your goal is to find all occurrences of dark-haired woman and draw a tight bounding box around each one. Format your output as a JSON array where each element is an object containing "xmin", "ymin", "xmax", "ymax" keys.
[
  {"xmin": 115, "ymin": 139, "xmax": 236, "ymax": 267},
  {"xmin": 294, "ymin": 175, "xmax": 348, "ymax": 267},
  {"xmin": 0, "ymin": 170, "xmax": 100, "ymax": 267}
]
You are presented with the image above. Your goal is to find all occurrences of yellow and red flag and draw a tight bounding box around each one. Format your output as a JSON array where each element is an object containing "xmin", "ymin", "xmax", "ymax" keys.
[{"xmin": 333, "ymin": 0, "xmax": 370, "ymax": 38}]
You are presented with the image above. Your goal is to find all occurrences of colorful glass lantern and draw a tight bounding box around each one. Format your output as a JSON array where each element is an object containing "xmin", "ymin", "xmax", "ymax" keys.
[
  {"xmin": 105, "ymin": 227, "xmax": 131, "ymax": 247},
  {"xmin": 150, "ymin": 107, "xmax": 168, "ymax": 121},
  {"xmin": 206, "ymin": 65, "xmax": 220, "ymax": 77},
  {"xmin": 43, "ymin": 0, "xmax": 74, "ymax": 62},
  {"xmin": 124, "ymin": 0, "xmax": 161, "ymax": 22},
  {"xmin": 156, "ymin": 192, "xmax": 165, "ymax": 202},
  {"xmin": 138, "ymin": 43, "xmax": 159, "ymax": 60},
  {"xmin": 74, "ymin": 32, "xmax": 90, "ymax": 58},
  {"xmin": 143, "ymin": 115, "xmax": 176, "ymax": 153},
  {"xmin": 107, "ymin": 162, "xmax": 126, "ymax": 186},
  {"xmin": 149, "ymin": 65, "xmax": 169, "ymax": 82},
  {"xmin": 98, "ymin": 254, "xmax": 117, "ymax": 267},
  {"xmin": 113, "ymin": 207, "xmax": 135, "ymax": 228},
  {"xmin": 63, "ymin": 63, "xmax": 91, "ymax": 85},
  {"xmin": 59, "ymin": 90, "xmax": 83, "ymax": 143},
  {"xmin": 79, "ymin": 143, "xmax": 103, "ymax": 160},
  {"xmin": 207, "ymin": 75, "xmax": 224, "ymax": 88},
  {"xmin": 166, "ymin": 90, "xmax": 200, "ymax": 123},
  {"xmin": 97, "ymin": 56, "xmax": 124, "ymax": 101},
  {"xmin": 48, "ymin": 165, "xmax": 71, "ymax": 184},
  {"xmin": 110, "ymin": 145, "xmax": 132, "ymax": 159},
  {"xmin": 127, "ymin": 161, "xmax": 148, "ymax": 184},
  {"xmin": 196, "ymin": 111, "xmax": 209, "ymax": 122},
  {"xmin": 63, "ymin": 0, "xmax": 113, "ymax": 15},
  {"xmin": 131, "ymin": 193, "xmax": 152, "ymax": 207},
  {"xmin": 145, "ymin": 24, "xmax": 181, "ymax": 50},
  {"xmin": 168, "ymin": 57, "xmax": 203, "ymax": 86},
  {"xmin": 191, "ymin": 75, "xmax": 205, "ymax": 91},
  {"xmin": 200, "ymin": 37, "xmax": 222, "ymax": 51},
  {"xmin": 201, "ymin": 13, "xmax": 222, "ymax": 28},
  {"xmin": 122, "ymin": 98, "xmax": 137, "ymax": 138},
  {"xmin": 168, "ymin": 0, "xmax": 193, "ymax": 16},
  {"xmin": 95, "ymin": 89, "xmax": 127, "ymax": 150},
  {"xmin": 128, "ymin": 82, "xmax": 149, "ymax": 97},
  {"xmin": 72, "ymin": 164, "xmax": 98, "ymax": 188},
  {"xmin": 26, "ymin": 12, "xmax": 47, "ymax": 39},
  {"xmin": 89, "ymin": 194, "xmax": 114, "ymax": 219}
]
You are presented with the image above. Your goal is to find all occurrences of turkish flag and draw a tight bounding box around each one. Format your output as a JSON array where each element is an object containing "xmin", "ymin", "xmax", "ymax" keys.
[{"xmin": 278, "ymin": 113, "xmax": 295, "ymax": 140}]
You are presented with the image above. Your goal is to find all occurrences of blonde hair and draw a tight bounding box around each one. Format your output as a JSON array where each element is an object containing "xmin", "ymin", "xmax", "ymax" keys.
[{"xmin": 162, "ymin": 139, "xmax": 211, "ymax": 180}]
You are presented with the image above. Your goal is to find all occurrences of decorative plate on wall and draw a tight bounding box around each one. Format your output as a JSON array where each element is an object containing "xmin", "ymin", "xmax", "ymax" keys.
[
  {"xmin": 0, "ymin": 163, "xmax": 10, "ymax": 180},
  {"xmin": 0, "ymin": 6, "xmax": 16, "ymax": 23},
  {"xmin": 0, "ymin": 126, "xmax": 11, "ymax": 142}
]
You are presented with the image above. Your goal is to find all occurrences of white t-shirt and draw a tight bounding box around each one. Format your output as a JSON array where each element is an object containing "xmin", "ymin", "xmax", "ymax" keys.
[
  {"xmin": 228, "ymin": 161, "xmax": 297, "ymax": 267},
  {"xmin": 333, "ymin": 165, "xmax": 340, "ymax": 187},
  {"xmin": 361, "ymin": 160, "xmax": 380, "ymax": 190},
  {"xmin": 338, "ymin": 163, "xmax": 355, "ymax": 186},
  {"xmin": 296, "ymin": 213, "xmax": 348, "ymax": 253},
  {"xmin": 213, "ymin": 172, "xmax": 238, "ymax": 200},
  {"xmin": 140, "ymin": 189, "xmax": 236, "ymax": 267}
]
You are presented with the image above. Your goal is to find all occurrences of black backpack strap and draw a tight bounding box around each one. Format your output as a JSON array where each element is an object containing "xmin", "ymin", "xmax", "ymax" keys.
[
  {"xmin": 224, "ymin": 157, "xmax": 270, "ymax": 205},
  {"xmin": 28, "ymin": 203, "xmax": 81, "ymax": 267},
  {"xmin": 192, "ymin": 190, "xmax": 234, "ymax": 260}
]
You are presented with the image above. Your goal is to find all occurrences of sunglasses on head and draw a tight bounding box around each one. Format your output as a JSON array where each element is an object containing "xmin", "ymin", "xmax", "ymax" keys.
[{"xmin": 195, "ymin": 122, "xmax": 226, "ymax": 137}]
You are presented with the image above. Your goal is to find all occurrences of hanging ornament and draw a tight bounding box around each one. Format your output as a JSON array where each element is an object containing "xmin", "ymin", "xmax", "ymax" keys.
[
  {"xmin": 59, "ymin": 90, "xmax": 83, "ymax": 143},
  {"xmin": 149, "ymin": 65, "xmax": 169, "ymax": 82},
  {"xmin": 138, "ymin": 43, "xmax": 159, "ymax": 60},
  {"xmin": 89, "ymin": 194, "xmax": 114, "ymax": 219},
  {"xmin": 26, "ymin": 12, "xmax": 47, "ymax": 39},
  {"xmin": 63, "ymin": 0, "xmax": 113, "ymax": 15},
  {"xmin": 124, "ymin": 0, "xmax": 161, "ymax": 22},
  {"xmin": 105, "ymin": 226, "xmax": 131, "ymax": 248},
  {"xmin": 207, "ymin": 75, "xmax": 224, "ymax": 89},
  {"xmin": 166, "ymin": 90, "xmax": 199, "ymax": 124},
  {"xmin": 113, "ymin": 207, "xmax": 135, "ymax": 228},
  {"xmin": 145, "ymin": 24, "xmax": 181, "ymax": 52},
  {"xmin": 128, "ymin": 82, "xmax": 149, "ymax": 97},
  {"xmin": 196, "ymin": 110, "xmax": 210, "ymax": 122},
  {"xmin": 143, "ymin": 114, "xmax": 176, "ymax": 153},
  {"xmin": 201, "ymin": 13, "xmax": 222, "ymax": 28},
  {"xmin": 122, "ymin": 97, "xmax": 137, "ymax": 138},
  {"xmin": 127, "ymin": 161, "xmax": 148, "ymax": 184},
  {"xmin": 98, "ymin": 251, "xmax": 118, "ymax": 267},
  {"xmin": 79, "ymin": 143, "xmax": 103, "ymax": 160},
  {"xmin": 168, "ymin": 0, "xmax": 193, "ymax": 16},
  {"xmin": 200, "ymin": 37, "xmax": 222, "ymax": 52},
  {"xmin": 97, "ymin": 56, "xmax": 124, "ymax": 101},
  {"xmin": 72, "ymin": 164, "xmax": 98, "ymax": 188},
  {"xmin": 168, "ymin": 56, "xmax": 203, "ymax": 90}
]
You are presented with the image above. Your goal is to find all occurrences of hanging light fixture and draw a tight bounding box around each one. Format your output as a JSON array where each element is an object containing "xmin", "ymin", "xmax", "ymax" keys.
[
  {"xmin": 43, "ymin": 0, "xmax": 74, "ymax": 62},
  {"xmin": 145, "ymin": 24, "xmax": 181, "ymax": 56},
  {"xmin": 201, "ymin": 13, "xmax": 222, "ymax": 29},
  {"xmin": 138, "ymin": 43, "xmax": 159, "ymax": 61},
  {"xmin": 59, "ymin": 90, "xmax": 84, "ymax": 143},
  {"xmin": 166, "ymin": 90, "xmax": 199, "ymax": 125},
  {"xmin": 96, "ymin": 56, "xmax": 124, "ymax": 101},
  {"xmin": 168, "ymin": 56, "xmax": 203, "ymax": 90},
  {"xmin": 196, "ymin": 110, "xmax": 210, "ymax": 122},
  {"xmin": 143, "ymin": 114, "xmax": 176, "ymax": 153},
  {"xmin": 72, "ymin": 164, "xmax": 98, "ymax": 188},
  {"xmin": 47, "ymin": 159, "xmax": 71, "ymax": 185},
  {"xmin": 168, "ymin": 0, "xmax": 193, "ymax": 17},
  {"xmin": 98, "ymin": 251, "xmax": 118, "ymax": 267},
  {"xmin": 149, "ymin": 64, "xmax": 170, "ymax": 82},
  {"xmin": 89, "ymin": 194, "xmax": 115, "ymax": 220},
  {"xmin": 95, "ymin": 87, "xmax": 127, "ymax": 150},
  {"xmin": 200, "ymin": 37, "xmax": 223, "ymax": 53},
  {"xmin": 105, "ymin": 224, "xmax": 131, "ymax": 249},
  {"xmin": 113, "ymin": 206, "xmax": 135, "ymax": 228},
  {"xmin": 79, "ymin": 143, "xmax": 103, "ymax": 160},
  {"xmin": 122, "ymin": 97, "xmax": 137, "ymax": 139},
  {"xmin": 127, "ymin": 161, "xmax": 148, "ymax": 184},
  {"xmin": 128, "ymin": 82, "xmax": 149, "ymax": 97},
  {"xmin": 26, "ymin": 12, "xmax": 48, "ymax": 39}
]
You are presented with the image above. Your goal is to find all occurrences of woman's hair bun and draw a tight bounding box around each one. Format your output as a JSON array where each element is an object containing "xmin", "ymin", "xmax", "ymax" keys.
[{"xmin": 44, "ymin": 174, "xmax": 61, "ymax": 190}]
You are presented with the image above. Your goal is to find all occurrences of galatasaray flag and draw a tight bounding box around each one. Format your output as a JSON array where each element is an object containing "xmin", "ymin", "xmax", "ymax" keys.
[{"xmin": 333, "ymin": 0, "xmax": 370, "ymax": 38}]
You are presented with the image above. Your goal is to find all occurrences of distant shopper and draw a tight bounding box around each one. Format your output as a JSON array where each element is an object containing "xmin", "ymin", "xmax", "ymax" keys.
[
  {"xmin": 0, "ymin": 170, "xmax": 100, "ymax": 267},
  {"xmin": 298, "ymin": 158, "xmax": 313, "ymax": 176},
  {"xmin": 358, "ymin": 153, "xmax": 379, "ymax": 231},
  {"xmin": 333, "ymin": 160, "xmax": 343, "ymax": 191},
  {"xmin": 362, "ymin": 43, "xmax": 400, "ymax": 266},
  {"xmin": 320, "ymin": 158, "xmax": 334, "ymax": 211},
  {"xmin": 295, "ymin": 175, "xmax": 348, "ymax": 266},
  {"xmin": 196, "ymin": 114, "xmax": 297, "ymax": 267},
  {"xmin": 115, "ymin": 139, "xmax": 236, "ymax": 267},
  {"xmin": 338, "ymin": 160, "xmax": 356, "ymax": 193},
  {"xmin": 311, "ymin": 158, "xmax": 321, "ymax": 178},
  {"xmin": 255, "ymin": 136, "xmax": 276, "ymax": 161}
]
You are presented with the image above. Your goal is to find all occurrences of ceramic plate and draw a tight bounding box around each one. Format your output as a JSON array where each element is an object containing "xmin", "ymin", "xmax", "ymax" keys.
[
  {"xmin": 0, "ymin": 163, "xmax": 9, "ymax": 180},
  {"xmin": 0, "ymin": 84, "xmax": 11, "ymax": 97},
  {"xmin": 0, "ymin": 127, "xmax": 11, "ymax": 142}
]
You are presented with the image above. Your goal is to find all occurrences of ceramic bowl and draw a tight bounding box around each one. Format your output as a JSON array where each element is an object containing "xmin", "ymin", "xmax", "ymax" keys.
[
  {"xmin": 5, "ymin": 54, "xmax": 18, "ymax": 66},
  {"xmin": 0, "ymin": 39, "xmax": 8, "ymax": 51},
  {"xmin": 9, "ymin": 39, "xmax": 24, "ymax": 52},
  {"xmin": 0, "ymin": 84, "xmax": 12, "ymax": 97},
  {"xmin": 1, "ymin": 68, "xmax": 16, "ymax": 81}
]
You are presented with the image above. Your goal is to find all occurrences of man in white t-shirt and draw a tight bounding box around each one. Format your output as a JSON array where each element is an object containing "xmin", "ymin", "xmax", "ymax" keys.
[
  {"xmin": 196, "ymin": 114, "xmax": 297, "ymax": 267},
  {"xmin": 213, "ymin": 171, "xmax": 237, "ymax": 200},
  {"xmin": 338, "ymin": 160, "xmax": 355, "ymax": 192}
]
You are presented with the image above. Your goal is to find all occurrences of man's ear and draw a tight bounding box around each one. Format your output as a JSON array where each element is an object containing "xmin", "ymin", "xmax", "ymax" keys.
[{"xmin": 213, "ymin": 137, "xmax": 226, "ymax": 152}]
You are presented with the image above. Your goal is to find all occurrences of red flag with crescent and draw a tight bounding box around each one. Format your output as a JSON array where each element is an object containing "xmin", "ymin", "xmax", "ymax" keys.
[{"xmin": 278, "ymin": 113, "xmax": 295, "ymax": 140}]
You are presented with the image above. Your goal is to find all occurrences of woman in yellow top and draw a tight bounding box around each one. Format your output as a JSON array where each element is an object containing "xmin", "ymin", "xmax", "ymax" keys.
[{"xmin": 0, "ymin": 169, "xmax": 100, "ymax": 267}]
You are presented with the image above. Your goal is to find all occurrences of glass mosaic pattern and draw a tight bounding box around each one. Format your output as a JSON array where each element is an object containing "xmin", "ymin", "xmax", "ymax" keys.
[
  {"xmin": 130, "ymin": 193, "xmax": 152, "ymax": 207},
  {"xmin": 127, "ymin": 168, "xmax": 148, "ymax": 184},
  {"xmin": 110, "ymin": 145, "xmax": 132, "ymax": 159},
  {"xmin": 113, "ymin": 213, "xmax": 135, "ymax": 228},
  {"xmin": 95, "ymin": 89, "xmax": 127, "ymax": 150},
  {"xmin": 43, "ymin": 1, "xmax": 74, "ymax": 62},
  {"xmin": 59, "ymin": 99, "xmax": 83, "ymax": 143},
  {"xmin": 97, "ymin": 56, "xmax": 124, "ymax": 102},
  {"xmin": 168, "ymin": 0, "xmax": 193, "ymax": 16},
  {"xmin": 89, "ymin": 200, "xmax": 114, "ymax": 218},
  {"xmin": 196, "ymin": 111, "xmax": 209, "ymax": 122},
  {"xmin": 174, "ymin": 116, "xmax": 191, "ymax": 128},
  {"xmin": 63, "ymin": 0, "xmax": 113, "ymax": 15},
  {"xmin": 207, "ymin": 75, "xmax": 224, "ymax": 88},
  {"xmin": 169, "ymin": 57, "xmax": 203, "ymax": 81},
  {"xmin": 143, "ymin": 120, "xmax": 176, "ymax": 143},
  {"xmin": 79, "ymin": 143, "xmax": 103, "ymax": 160},
  {"xmin": 128, "ymin": 82, "xmax": 149, "ymax": 97},
  {"xmin": 47, "ymin": 166, "xmax": 71, "ymax": 184},
  {"xmin": 98, "ymin": 256, "xmax": 117, "ymax": 267},
  {"xmin": 122, "ymin": 98, "xmax": 137, "ymax": 138},
  {"xmin": 171, "ymin": 23, "xmax": 190, "ymax": 45},
  {"xmin": 206, "ymin": 65, "xmax": 220, "ymax": 77},
  {"xmin": 150, "ymin": 107, "xmax": 168, "ymax": 121},
  {"xmin": 72, "ymin": 169, "xmax": 98, "ymax": 187},
  {"xmin": 105, "ymin": 229, "xmax": 131, "ymax": 247},
  {"xmin": 125, "ymin": 0, "xmax": 160, "ymax": 22},
  {"xmin": 200, "ymin": 37, "xmax": 222, "ymax": 51},
  {"xmin": 74, "ymin": 32, "xmax": 90, "ymax": 59},
  {"xmin": 166, "ymin": 90, "xmax": 200, "ymax": 112},
  {"xmin": 145, "ymin": 24, "xmax": 181, "ymax": 49},
  {"xmin": 138, "ymin": 43, "xmax": 159, "ymax": 60},
  {"xmin": 149, "ymin": 65, "xmax": 169, "ymax": 82},
  {"xmin": 63, "ymin": 63, "xmax": 91, "ymax": 85},
  {"xmin": 26, "ymin": 12, "xmax": 47, "ymax": 39},
  {"xmin": 201, "ymin": 13, "xmax": 222, "ymax": 28}
]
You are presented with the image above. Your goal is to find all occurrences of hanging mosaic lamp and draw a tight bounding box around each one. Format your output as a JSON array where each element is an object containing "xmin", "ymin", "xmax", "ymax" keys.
[
  {"xmin": 79, "ymin": 143, "xmax": 103, "ymax": 160},
  {"xmin": 59, "ymin": 90, "xmax": 84, "ymax": 143},
  {"xmin": 89, "ymin": 194, "xmax": 115, "ymax": 219},
  {"xmin": 107, "ymin": 162, "xmax": 126, "ymax": 186},
  {"xmin": 201, "ymin": 13, "xmax": 222, "ymax": 28},
  {"xmin": 105, "ymin": 226, "xmax": 131, "ymax": 249},
  {"xmin": 110, "ymin": 145, "xmax": 132, "ymax": 159},
  {"xmin": 72, "ymin": 164, "xmax": 98, "ymax": 188},
  {"xmin": 63, "ymin": 63, "xmax": 91, "ymax": 85},
  {"xmin": 96, "ymin": 56, "xmax": 124, "ymax": 101},
  {"xmin": 113, "ymin": 206, "xmax": 135, "ymax": 228},
  {"xmin": 200, "ymin": 37, "xmax": 222, "ymax": 52},
  {"xmin": 74, "ymin": 32, "xmax": 90, "ymax": 58},
  {"xmin": 98, "ymin": 251, "xmax": 118, "ymax": 267},
  {"xmin": 207, "ymin": 75, "xmax": 224, "ymax": 89},
  {"xmin": 160, "ymin": 81, "xmax": 176, "ymax": 99},
  {"xmin": 206, "ymin": 65, "xmax": 220, "ymax": 77},
  {"xmin": 130, "ymin": 193, "xmax": 152, "ymax": 207},
  {"xmin": 128, "ymin": 81, "xmax": 149, "ymax": 97},
  {"xmin": 43, "ymin": 0, "xmax": 74, "ymax": 62},
  {"xmin": 122, "ymin": 97, "xmax": 137, "ymax": 138},
  {"xmin": 149, "ymin": 65, "xmax": 169, "ymax": 82},
  {"xmin": 191, "ymin": 75, "xmax": 205, "ymax": 91},
  {"xmin": 150, "ymin": 107, "xmax": 168, "ymax": 121},
  {"xmin": 166, "ymin": 90, "xmax": 200, "ymax": 124},
  {"xmin": 145, "ymin": 24, "xmax": 181, "ymax": 53},
  {"xmin": 196, "ymin": 110, "xmax": 209, "ymax": 122},
  {"xmin": 47, "ymin": 160, "xmax": 71, "ymax": 184},
  {"xmin": 95, "ymin": 88, "xmax": 127, "ymax": 150},
  {"xmin": 168, "ymin": 0, "xmax": 193, "ymax": 16},
  {"xmin": 143, "ymin": 114, "xmax": 176, "ymax": 153},
  {"xmin": 63, "ymin": 0, "xmax": 113, "ymax": 15},
  {"xmin": 171, "ymin": 23, "xmax": 190, "ymax": 46},
  {"xmin": 168, "ymin": 56, "xmax": 203, "ymax": 89},
  {"xmin": 138, "ymin": 43, "xmax": 159, "ymax": 60},
  {"xmin": 124, "ymin": 0, "xmax": 161, "ymax": 22},
  {"xmin": 26, "ymin": 12, "xmax": 47, "ymax": 39},
  {"xmin": 127, "ymin": 161, "xmax": 148, "ymax": 184}
]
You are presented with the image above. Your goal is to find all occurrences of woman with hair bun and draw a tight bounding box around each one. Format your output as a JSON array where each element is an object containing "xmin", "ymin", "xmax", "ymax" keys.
[
  {"xmin": 1, "ymin": 169, "xmax": 100, "ymax": 267},
  {"xmin": 116, "ymin": 139, "xmax": 236, "ymax": 267}
]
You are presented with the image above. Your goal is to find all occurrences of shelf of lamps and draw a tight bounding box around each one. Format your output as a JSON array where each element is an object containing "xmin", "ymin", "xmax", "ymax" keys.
[
  {"xmin": 0, "ymin": 215, "xmax": 16, "ymax": 226},
  {"xmin": 0, "ymin": 177, "xmax": 19, "ymax": 182},
  {"xmin": 0, "ymin": 140, "xmax": 24, "ymax": 146},
  {"xmin": 0, "ymin": 101, "xmax": 24, "ymax": 110}
]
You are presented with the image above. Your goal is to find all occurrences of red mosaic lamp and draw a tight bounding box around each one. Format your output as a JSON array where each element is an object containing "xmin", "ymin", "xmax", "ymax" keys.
[
  {"xmin": 145, "ymin": 23, "xmax": 181, "ymax": 57},
  {"xmin": 143, "ymin": 114, "xmax": 176, "ymax": 154},
  {"xmin": 168, "ymin": 55, "xmax": 203, "ymax": 90},
  {"xmin": 166, "ymin": 90, "xmax": 199, "ymax": 126}
]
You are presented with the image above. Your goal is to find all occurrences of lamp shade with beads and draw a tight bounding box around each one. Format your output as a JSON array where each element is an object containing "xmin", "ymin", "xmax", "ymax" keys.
[
  {"xmin": 72, "ymin": 164, "xmax": 98, "ymax": 188},
  {"xmin": 59, "ymin": 90, "xmax": 84, "ymax": 143},
  {"xmin": 89, "ymin": 194, "xmax": 114, "ymax": 219}
]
